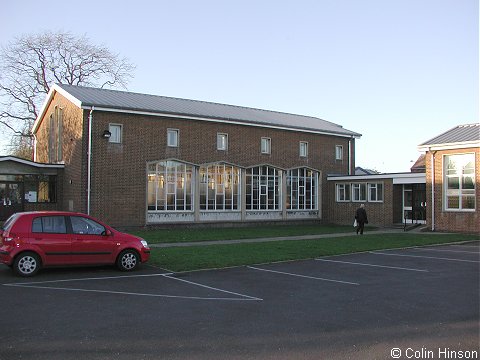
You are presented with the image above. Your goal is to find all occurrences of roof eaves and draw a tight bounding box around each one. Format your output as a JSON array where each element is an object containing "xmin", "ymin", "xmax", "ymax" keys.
[{"xmin": 84, "ymin": 105, "xmax": 362, "ymax": 138}]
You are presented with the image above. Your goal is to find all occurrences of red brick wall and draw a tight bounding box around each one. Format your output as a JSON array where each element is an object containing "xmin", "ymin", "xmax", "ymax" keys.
[
  {"xmin": 36, "ymin": 97, "xmax": 356, "ymax": 227},
  {"xmin": 34, "ymin": 92, "xmax": 87, "ymax": 214},
  {"xmin": 424, "ymin": 147, "xmax": 479, "ymax": 233},
  {"xmin": 326, "ymin": 178, "xmax": 394, "ymax": 227}
]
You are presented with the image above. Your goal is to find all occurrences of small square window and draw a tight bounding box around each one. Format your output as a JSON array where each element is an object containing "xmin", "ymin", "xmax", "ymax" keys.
[
  {"xmin": 335, "ymin": 145, "xmax": 343, "ymax": 160},
  {"xmin": 167, "ymin": 129, "xmax": 179, "ymax": 147},
  {"xmin": 261, "ymin": 137, "xmax": 271, "ymax": 154},
  {"xmin": 109, "ymin": 124, "xmax": 122, "ymax": 143},
  {"xmin": 300, "ymin": 142, "xmax": 308, "ymax": 157},
  {"xmin": 217, "ymin": 133, "xmax": 228, "ymax": 151}
]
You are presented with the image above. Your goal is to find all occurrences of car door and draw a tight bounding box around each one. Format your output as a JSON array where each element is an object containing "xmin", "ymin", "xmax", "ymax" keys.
[
  {"xmin": 69, "ymin": 216, "xmax": 116, "ymax": 264},
  {"xmin": 31, "ymin": 215, "xmax": 71, "ymax": 265}
]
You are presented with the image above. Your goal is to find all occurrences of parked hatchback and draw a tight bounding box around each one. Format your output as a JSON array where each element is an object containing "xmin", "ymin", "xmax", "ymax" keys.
[{"xmin": 0, "ymin": 211, "xmax": 150, "ymax": 277}]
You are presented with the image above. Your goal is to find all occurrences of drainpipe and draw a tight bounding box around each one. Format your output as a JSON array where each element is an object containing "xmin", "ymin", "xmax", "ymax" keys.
[
  {"xmin": 348, "ymin": 137, "xmax": 352, "ymax": 175},
  {"xmin": 430, "ymin": 149, "xmax": 436, "ymax": 231},
  {"xmin": 32, "ymin": 133, "xmax": 38, "ymax": 162},
  {"xmin": 87, "ymin": 107, "xmax": 94, "ymax": 215}
]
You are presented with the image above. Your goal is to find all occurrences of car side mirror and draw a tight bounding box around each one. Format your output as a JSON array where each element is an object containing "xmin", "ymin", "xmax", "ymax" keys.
[{"xmin": 104, "ymin": 229, "xmax": 113, "ymax": 237}]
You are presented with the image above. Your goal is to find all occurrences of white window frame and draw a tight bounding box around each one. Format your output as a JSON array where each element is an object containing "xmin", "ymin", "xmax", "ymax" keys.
[
  {"xmin": 217, "ymin": 133, "xmax": 228, "ymax": 151},
  {"xmin": 108, "ymin": 123, "xmax": 123, "ymax": 144},
  {"xmin": 261, "ymin": 137, "xmax": 271, "ymax": 154},
  {"xmin": 352, "ymin": 183, "xmax": 367, "ymax": 202},
  {"xmin": 287, "ymin": 168, "xmax": 318, "ymax": 210},
  {"xmin": 336, "ymin": 183, "xmax": 351, "ymax": 202},
  {"xmin": 199, "ymin": 164, "xmax": 240, "ymax": 211},
  {"xmin": 299, "ymin": 141, "xmax": 308, "ymax": 157},
  {"xmin": 444, "ymin": 153, "xmax": 476, "ymax": 211},
  {"xmin": 335, "ymin": 145, "xmax": 343, "ymax": 160},
  {"xmin": 368, "ymin": 182, "xmax": 384, "ymax": 202},
  {"xmin": 147, "ymin": 160, "xmax": 194, "ymax": 212},
  {"xmin": 246, "ymin": 166, "xmax": 281, "ymax": 210},
  {"xmin": 167, "ymin": 129, "xmax": 179, "ymax": 147}
]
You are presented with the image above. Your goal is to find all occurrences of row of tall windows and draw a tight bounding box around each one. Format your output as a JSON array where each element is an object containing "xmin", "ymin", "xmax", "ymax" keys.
[
  {"xmin": 48, "ymin": 106, "xmax": 63, "ymax": 163},
  {"xmin": 147, "ymin": 161, "xmax": 319, "ymax": 211},
  {"xmin": 336, "ymin": 182, "xmax": 384, "ymax": 203}
]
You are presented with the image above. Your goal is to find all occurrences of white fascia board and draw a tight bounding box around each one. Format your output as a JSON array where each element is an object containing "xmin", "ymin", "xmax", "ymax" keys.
[
  {"xmin": 83, "ymin": 106, "xmax": 361, "ymax": 139},
  {"xmin": 418, "ymin": 141, "xmax": 480, "ymax": 152},
  {"xmin": 327, "ymin": 172, "xmax": 426, "ymax": 183},
  {"xmin": 392, "ymin": 174, "xmax": 426, "ymax": 184},
  {"xmin": 31, "ymin": 84, "xmax": 83, "ymax": 134},
  {"xmin": 0, "ymin": 156, "xmax": 64, "ymax": 168}
]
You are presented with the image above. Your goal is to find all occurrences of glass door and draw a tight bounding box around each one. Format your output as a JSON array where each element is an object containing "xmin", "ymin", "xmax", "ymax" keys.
[
  {"xmin": 0, "ymin": 183, "xmax": 24, "ymax": 221},
  {"xmin": 402, "ymin": 185, "xmax": 413, "ymax": 224}
]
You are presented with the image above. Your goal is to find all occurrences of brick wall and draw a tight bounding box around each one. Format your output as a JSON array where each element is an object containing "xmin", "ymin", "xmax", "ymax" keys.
[
  {"xmin": 34, "ymin": 92, "xmax": 87, "ymax": 215},
  {"xmin": 424, "ymin": 147, "xmax": 479, "ymax": 233},
  {"xmin": 36, "ymin": 95, "xmax": 356, "ymax": 227},
  {"xmin": 325, "ymin": 178, "xmax": 395, "ymax": 227}
]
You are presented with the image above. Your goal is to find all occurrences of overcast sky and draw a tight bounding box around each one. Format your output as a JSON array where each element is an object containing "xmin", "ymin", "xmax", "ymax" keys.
[{"xmin": 1, "ymin": 0, "xmax": 478, "ymax": 172}]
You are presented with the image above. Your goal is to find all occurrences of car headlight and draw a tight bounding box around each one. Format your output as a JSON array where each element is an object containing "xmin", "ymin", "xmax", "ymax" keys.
[{"xmin": 140, "ymin": 240, "xmax": 149, "ymax": 248}]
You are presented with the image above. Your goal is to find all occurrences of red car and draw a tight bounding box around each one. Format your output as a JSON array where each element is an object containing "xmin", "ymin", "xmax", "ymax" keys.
[{"xmin": 0, "ymin": 211, "xmax": 150, "ymax": 277}]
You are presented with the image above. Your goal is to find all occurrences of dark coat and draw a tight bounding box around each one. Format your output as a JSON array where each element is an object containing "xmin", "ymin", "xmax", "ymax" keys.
[{"xmin": 355, "ymin": 207, "xmax": 368, "ymax": 224}]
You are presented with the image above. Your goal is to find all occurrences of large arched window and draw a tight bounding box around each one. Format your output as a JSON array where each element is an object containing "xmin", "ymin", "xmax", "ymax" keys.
[
  {"xmin": 147, "ymin": 160, "xmax": 194, "ymax": 211},
  {"xmin": 286, "ymin": 168, "xmax": 318, "ymax": 210},
  {"xmin": 199, "ymin": 164, "xmax": 240, "ymax": 210},
  {"xmin": 246, "ymin": 166, "xmax": 281, "ymax": 210}
]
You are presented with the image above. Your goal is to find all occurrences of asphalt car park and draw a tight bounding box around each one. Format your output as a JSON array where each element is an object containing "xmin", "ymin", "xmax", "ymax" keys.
[{"xmin": 0, "ymin": 241, "xmax": 479, "ymax": 360}]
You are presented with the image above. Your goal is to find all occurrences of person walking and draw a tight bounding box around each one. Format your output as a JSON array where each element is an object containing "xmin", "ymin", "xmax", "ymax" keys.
[{"xmin": 355, "ymin": 204, "xmax": 368, "ymax": 235}]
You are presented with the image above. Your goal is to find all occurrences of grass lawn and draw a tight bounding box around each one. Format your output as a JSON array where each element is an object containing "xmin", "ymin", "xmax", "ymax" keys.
[
  {"xmin": 131, "ymin": 224, "xmax": 364, "ymax": 244},
  {"xmin": 148, "ymin": 233, "xmax": 479, "ymax": 272}
]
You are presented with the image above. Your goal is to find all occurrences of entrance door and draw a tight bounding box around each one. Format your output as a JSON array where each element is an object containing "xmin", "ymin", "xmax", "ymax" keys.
[
  {"xmin": 0, "ymin": 183, "xmax": 24, "ymax": 221},
  {"xmin": 402, "ymin": 184, "xmax": 426, "ymax": 224},
  {"xmin": 403, "ymin": 185, "xmax": 413, "ymax": 224}
]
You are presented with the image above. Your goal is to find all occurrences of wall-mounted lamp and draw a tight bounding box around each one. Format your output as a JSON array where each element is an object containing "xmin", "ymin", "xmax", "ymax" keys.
[{"xmin": 101, "ymin": 130, "xmax": 112, "ymax": 139}]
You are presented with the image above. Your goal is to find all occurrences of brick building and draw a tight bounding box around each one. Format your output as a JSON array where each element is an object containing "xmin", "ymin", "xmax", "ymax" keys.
[
  {"xmin": 418, "ymin": 124, "xmax": 479, "ymax": 233},
  {"xmin": 30, "ymin": 84, "xmax": 361, "ymax": 227},
  {"xmin": 326, "ymin": 124, "xmax": 479, "ymax": 234},
  {"xmin": 326, "ymin": 172, "xmax": 426, "ymax": 228}
]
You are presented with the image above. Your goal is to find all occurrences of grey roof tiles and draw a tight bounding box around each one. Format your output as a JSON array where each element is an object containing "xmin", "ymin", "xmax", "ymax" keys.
[
  {"xmin": 56, "ymin": 84, "xmax": 360, "ymax": 138},
  {"xmin": 419, "ymin": 123, "xmax": 480, "ymax": 146}
]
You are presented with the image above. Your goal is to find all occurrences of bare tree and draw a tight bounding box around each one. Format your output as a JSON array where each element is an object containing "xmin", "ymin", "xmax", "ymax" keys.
[{"xmin": 0, "ymin": 31, "xmax": 135, "ymax": 158}]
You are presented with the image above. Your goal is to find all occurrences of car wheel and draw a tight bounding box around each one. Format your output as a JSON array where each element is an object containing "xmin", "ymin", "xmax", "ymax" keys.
[
  {"xmin": 117, "ymin": 249, "xmax": 139, "ymax": 271},
  {"xmin": 14, "ymin": 252, "xmax": 41, "ymax": 277}
]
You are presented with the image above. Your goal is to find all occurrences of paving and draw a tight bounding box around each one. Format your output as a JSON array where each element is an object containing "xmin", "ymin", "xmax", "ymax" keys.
[
  {"xmin": 1, "ymin": 239, "xmax": 478, "ymax": 360},
  {"xmin": 151, "ymin": 228, "xmax": 408, "ymax": 248}
]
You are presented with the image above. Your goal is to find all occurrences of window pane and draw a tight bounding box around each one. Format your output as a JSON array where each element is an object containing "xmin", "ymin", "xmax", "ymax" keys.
[
  {"xmin": 167, "ymin": 130, "xmax": 178, "ymax": 147},
  {"xmin": 41, "ymin": 216, "xmax": 66, "ymax": 233},
  {"xmin": 109, "ymin": 124, "xmax": 122, "ymax": 143},
  {"xmin": 217, "ymin": 134, "xmax": 228, "ymax": 150},
  {"xmin": 71, "ymin": 216, "xmax": 105, "ymax": 235},
  {"xmin": 444, "ymin": 154, "xmax": 476, "ymax": 210}
]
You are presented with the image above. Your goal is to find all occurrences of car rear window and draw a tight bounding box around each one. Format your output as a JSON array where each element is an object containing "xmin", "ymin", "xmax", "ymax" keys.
[
  {"xmin": 2, "ymin": 214, "xmax": 19, "ymax": 231},
  {"xmin": 32, "ymin": 216, "xmax": 67, "ymax": 234}
]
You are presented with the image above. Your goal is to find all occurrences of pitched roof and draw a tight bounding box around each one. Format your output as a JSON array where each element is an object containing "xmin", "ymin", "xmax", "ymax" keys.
[
  {"xmin": 419, "ymin": 123, "xmax": 480, "ymax": 148},
  {"xmin": 34, "ymin": 84, "xmax": 361, "ymax": 138}
]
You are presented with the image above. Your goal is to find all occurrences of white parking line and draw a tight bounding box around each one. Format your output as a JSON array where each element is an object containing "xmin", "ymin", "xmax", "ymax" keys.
[
  {"xmin": 448, "ymin": 244, "xmax": 480, "ymax": 250},
  {"xmin": 370, "ymin": 252, "xmax": 480, "ymax": 263},
  {"xmin": 247, "ymin": 266, "xmax": 359, "ymax": 285},
  {"xmin": 4, "ymin": 283, "xmax": 260, "ymax": 301},
  {"xmin": 162, "ymin": 274, "xmax": 263, "ymax": 300},
  {"xmin": 3, "ymin": 272, "xmax": 263, "ymax": 301},
  {"xmin": 2, "ymin": 272, "xmax": 172, "ymax": 286},
  {"xmin": 314, "ymin": 258, "xmax": 428, "ymax": 272},
  {"xmin": 410, "ymin": 248, "xmax": 479, "ymax": 254}
]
